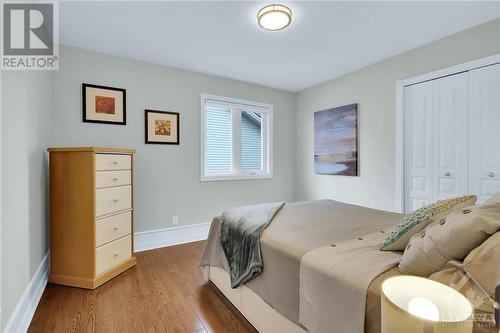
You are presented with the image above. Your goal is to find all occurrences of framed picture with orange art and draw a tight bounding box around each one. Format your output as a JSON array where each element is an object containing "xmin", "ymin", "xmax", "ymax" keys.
[
  {"xmin": 82, "ymin": 83, "xmax": 126, "ymax": 125},
  {"xmin": 145, "ymin": 109, "xmax": 180, "ymax": 145}
]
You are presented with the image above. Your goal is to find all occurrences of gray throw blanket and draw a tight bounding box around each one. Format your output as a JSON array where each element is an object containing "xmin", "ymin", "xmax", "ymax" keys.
[{"xmin": 220, "ymin": 201, "xmax": 285, "ymax": 288}]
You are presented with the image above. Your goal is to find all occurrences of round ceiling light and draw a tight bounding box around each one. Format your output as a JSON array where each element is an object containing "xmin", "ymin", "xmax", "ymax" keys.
[{"xmin": 257, "ymin": 4, "xmax": 292, "ymax": 31}]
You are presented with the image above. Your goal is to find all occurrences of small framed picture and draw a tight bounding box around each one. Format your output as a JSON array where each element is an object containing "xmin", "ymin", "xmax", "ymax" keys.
[
  {"xmin": 82, "ymin": 83, "xmax": 126, "ymax": 125},
  {"xmin": 145, "ymin": 110, "xmax": 180, "ymax": 145}
]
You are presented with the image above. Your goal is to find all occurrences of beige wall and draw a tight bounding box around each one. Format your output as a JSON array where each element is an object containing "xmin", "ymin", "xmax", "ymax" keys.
[
  {"xmin": 51, "ymin": 45, "xmax": 297, "ymax": 233},
  {"xmin": 1, "ymin": 71, "xmax": 53, "ymax": 330},
  {"xmin": 295, "ymin": 19, "xmax": 500, "ymax": 211}
]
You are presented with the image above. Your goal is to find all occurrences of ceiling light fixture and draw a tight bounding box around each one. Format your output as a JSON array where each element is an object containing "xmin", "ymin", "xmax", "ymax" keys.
[{"xmin": 257, "ymin": 4, "xmax": 292, "ymax": 31}]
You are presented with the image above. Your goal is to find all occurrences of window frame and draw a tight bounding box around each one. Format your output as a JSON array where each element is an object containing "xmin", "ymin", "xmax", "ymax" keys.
[{"xmin": 200, "ymin": 94, "xmax": 273, "ymax": 182}]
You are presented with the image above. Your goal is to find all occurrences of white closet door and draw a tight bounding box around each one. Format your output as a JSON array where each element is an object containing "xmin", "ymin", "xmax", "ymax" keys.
[
  {"xmin": 405, "ymin": 82, "xmax": 433, "ymax": 212},
  {"xmin": 469, "ymin": 63, "xmax": 500, "ymax": 203},
  {"xmin": 432, "ymin": 73, "xmax": 468, "ymax": 201}
]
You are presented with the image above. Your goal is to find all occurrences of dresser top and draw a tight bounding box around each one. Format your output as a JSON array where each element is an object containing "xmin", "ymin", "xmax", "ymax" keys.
[{"xmin": 47, "ymin": 147, "xmax": 135, "ymax": 154}]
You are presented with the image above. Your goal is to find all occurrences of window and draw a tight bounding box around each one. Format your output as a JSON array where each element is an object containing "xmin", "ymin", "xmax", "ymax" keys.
[{"xmin": 201, "ymin": 94, "xmax": 273, "ymax": 181}]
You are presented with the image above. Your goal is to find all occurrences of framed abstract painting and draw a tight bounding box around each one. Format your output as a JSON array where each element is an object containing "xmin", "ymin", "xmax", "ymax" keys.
[
  {"xmin": 314, "ymin": 103, "xmax": 358, "ymax": 176},
  {"xmin": 145, "ymin": 109, "xmax": 180, "ymax": 145},
  {"xmin": 82, "ymin": 83, "xmax": 126, "ymax": 125}
]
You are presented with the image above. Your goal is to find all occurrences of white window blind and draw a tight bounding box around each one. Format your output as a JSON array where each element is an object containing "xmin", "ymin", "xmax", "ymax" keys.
[
  {"xmin": 201, "ymin": 94, "xmax": 273, "ymax": 181},
  {"xmin": 205, "ymin": 105, "xmax": 232, "ymax": 173}
]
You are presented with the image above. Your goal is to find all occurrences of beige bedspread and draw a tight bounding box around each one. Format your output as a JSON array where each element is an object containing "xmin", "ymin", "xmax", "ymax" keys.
[
  {"xmin": 365, "ymin": 268, "xmax": 402, "ymax": 333},
  {"xmin": 299, "ymin": 230, "xmax": 402, "ymax": 333},
  {"xmin": 200, "ymin": 199, "xmax": 403, "ymax": 328}
]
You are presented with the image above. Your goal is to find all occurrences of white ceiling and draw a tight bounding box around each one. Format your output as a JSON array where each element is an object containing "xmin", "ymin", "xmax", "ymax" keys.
[{"xmin": 59, "ymin": 1, "xmax": 500, "ymax": 92}]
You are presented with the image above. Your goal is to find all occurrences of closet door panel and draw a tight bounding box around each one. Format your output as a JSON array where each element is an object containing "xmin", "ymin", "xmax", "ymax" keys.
[
  {"xmin": 405, "ymin": 83, "xmax": 433, "ymax": 212},
  {"xmin": 469, "ymin": 64, "xmax": 500, "ymax": 203},
  {"xmin": 432, "ymin": 73, "xmax": 468, "ymax": 201}
]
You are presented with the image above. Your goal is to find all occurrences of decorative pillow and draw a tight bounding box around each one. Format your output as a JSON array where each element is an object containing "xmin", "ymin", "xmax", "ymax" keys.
[
  {"xmin": 399, "ymin": 202, "xmax": 500, "ymax": 276},
  {"xmin": 380, "ymin": 195, "xmax": 477, "ymax": 251},
  {"xmin": 461, "ymin": 231, "xmax": 500, "ymax": 299},
  {"xmin": 429, "ymin": 232, "xmax": 500, "ymax": 330}
]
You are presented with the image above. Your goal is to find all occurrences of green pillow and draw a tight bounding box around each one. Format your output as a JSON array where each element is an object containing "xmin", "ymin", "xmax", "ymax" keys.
[{"xmin": 380, "ymin": 195, "xmax": 477, "ymax": 251}]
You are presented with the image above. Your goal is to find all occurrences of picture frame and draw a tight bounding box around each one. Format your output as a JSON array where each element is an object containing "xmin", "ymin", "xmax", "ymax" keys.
[
  {"xmin": 145, "ymin": 109, "xmax": 180, "ymax": 145},
  {"xmin": 314, "ymin": 103, "xmax": 358, "ymax": 176},
  {"xmin": 82, "ymin": 83, "xmax": 126, "ymax": 125}
]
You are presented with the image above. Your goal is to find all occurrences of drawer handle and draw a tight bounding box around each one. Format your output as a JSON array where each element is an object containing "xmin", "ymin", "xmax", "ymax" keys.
[
  {"xmin": 113, "ymin": 226, "xmax": 119, "ymax": 231},
  {"xmin": 113, "ymin": 199, "xmax": 119, "ymax": 203},
  {"xmin": 113, "ymin": 252, "xmax": 119, "ymax": 257},
  {"xmin": 113, "ymin": 177, "xmax": 119, "ymax": 181},
  {"xmin": 488, "ymin": 172, "xmax": 495, "ymax": 178},
  {"xmin": 113, "ymin": 161, "xmax": 118, "ymax": 165}
]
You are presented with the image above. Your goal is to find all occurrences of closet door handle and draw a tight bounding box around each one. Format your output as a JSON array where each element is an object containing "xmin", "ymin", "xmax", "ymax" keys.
[
  {"xmin": 488, "ymin": 172, "xmax": 495, "ymax": 178},
  {"xmin": 444, "ymin": 172, "xmax": 450, "ymax": 177}
]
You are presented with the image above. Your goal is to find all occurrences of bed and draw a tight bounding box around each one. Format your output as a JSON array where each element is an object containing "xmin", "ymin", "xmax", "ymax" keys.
[
  {"xmin": 200, "ymin": 199, "xmax": 497, "ymax": 333},
  {"xmin": 201, "ymin": 199, "xmax": 405, "ymax": 333}
]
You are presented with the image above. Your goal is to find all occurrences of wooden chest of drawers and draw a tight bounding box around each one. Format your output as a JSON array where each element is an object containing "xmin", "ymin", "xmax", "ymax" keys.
[{"xmin": 47, "ymin": 147, "xmax": 137, "ymax": 289}]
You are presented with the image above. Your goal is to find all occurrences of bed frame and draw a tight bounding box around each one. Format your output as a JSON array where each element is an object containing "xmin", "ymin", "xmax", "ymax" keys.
[{"xmin": 209, "ymin": 266, "xmax": 307, "ymax": 333}]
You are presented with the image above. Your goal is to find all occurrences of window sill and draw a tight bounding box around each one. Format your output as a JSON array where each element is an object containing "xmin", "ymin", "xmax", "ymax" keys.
[{"xmin": 200, "ymin": 173, "xmax": 273, "ymax": 182}]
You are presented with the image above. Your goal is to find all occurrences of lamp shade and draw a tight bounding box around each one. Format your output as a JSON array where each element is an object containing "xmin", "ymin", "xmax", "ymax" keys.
[{"xmin": 381, "ymin": 276, "xmax": 473, "ymax": 333}]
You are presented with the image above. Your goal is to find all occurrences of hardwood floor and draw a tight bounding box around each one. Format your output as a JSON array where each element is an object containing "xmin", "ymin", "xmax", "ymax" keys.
[{"xmin": 28, "ymin": 241, "xmax": 258, "ymax": 333}]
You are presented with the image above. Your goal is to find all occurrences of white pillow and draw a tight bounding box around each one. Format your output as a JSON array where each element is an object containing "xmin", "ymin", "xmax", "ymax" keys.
[{"xmin": 399, "ymin": 202, "xmax": 500, "ymax": 276}]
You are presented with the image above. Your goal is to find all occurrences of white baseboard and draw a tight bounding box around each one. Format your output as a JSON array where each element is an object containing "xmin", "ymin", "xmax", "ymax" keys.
[
  {"xmin": 134, "ymin": 222, "xmax": 211, "ymax": 252},
  {"xmin": 3, "ymin": 252, "xmax": 49, "ymax": 333}
]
